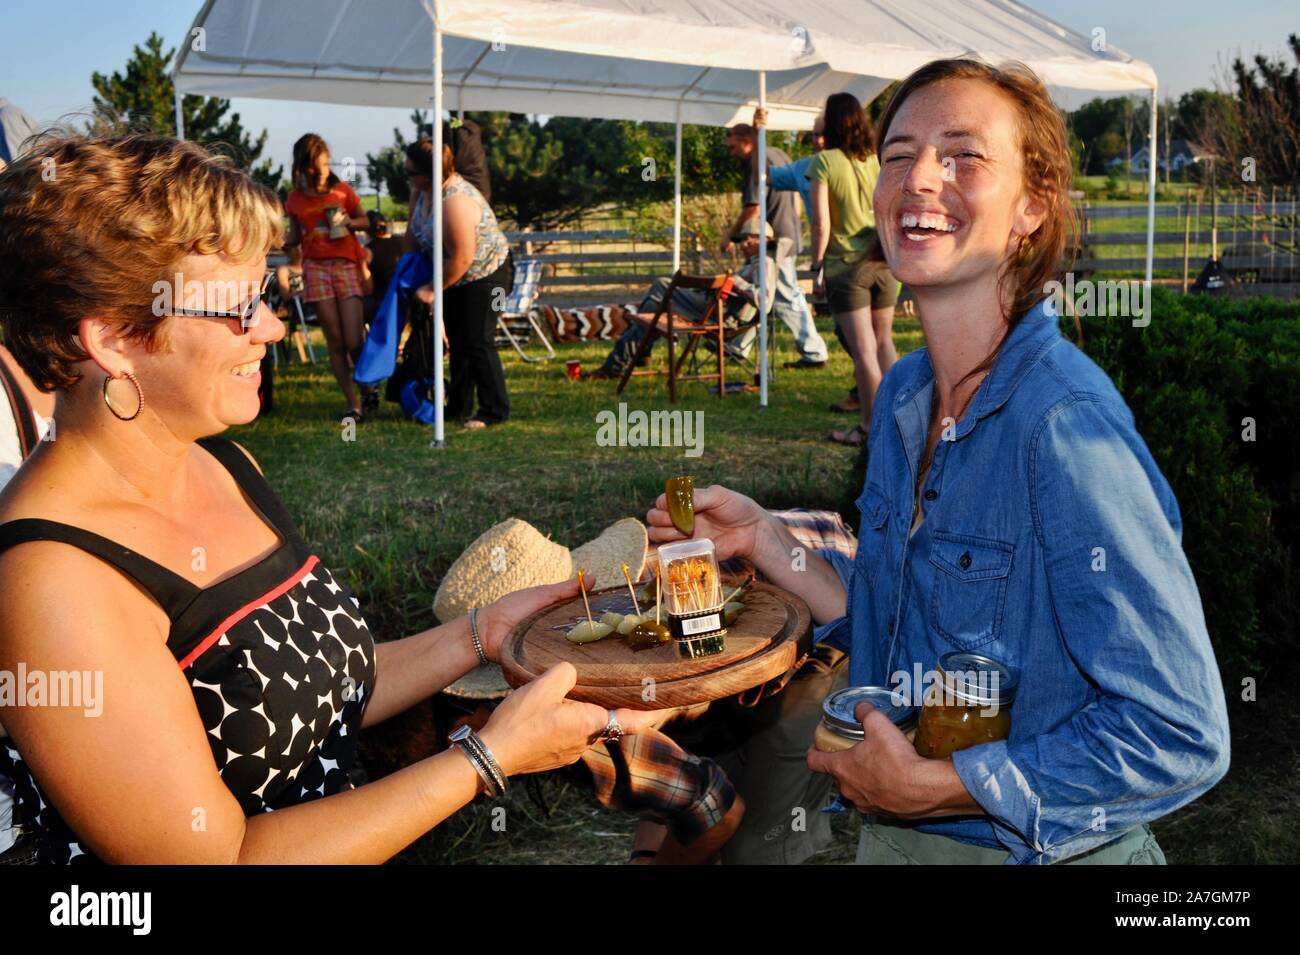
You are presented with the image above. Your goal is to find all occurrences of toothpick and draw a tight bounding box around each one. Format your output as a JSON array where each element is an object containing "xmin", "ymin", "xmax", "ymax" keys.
[
  {"xmin": 655, "ymin": 568, "xmax": 661, "ymax": 625},
  {"xmin": 621, "ymin": 560, "xmax": 642, "ymax": 617},
  {"xmin": 722, "ymin": 574, "xmax": 752, "ymax": 606},
  {"xmin": 577, "ymin": 569, "xmax": 594, "ymax": 627}
]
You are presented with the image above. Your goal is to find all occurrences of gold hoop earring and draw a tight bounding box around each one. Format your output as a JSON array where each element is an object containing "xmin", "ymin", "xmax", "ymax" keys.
[{"xmin": 103, "ymin": 372, "xmax": 144, "ymax": 421}]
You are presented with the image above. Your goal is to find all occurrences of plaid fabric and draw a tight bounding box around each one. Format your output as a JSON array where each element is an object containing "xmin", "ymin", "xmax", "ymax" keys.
[
  {"xmin": 719, "ymin": 507, "xmax": 859, "ymax": 578},
  {"xmin": 303, "ymin": 256, "xmax": 364, "ymax": 303},
  {"xmin": 581, "ymin": 726, "xmax": 736, "ymax": 847},
  {"xmin": 582, "ymin": 509, "xmax": 857, "ymax": 846}
]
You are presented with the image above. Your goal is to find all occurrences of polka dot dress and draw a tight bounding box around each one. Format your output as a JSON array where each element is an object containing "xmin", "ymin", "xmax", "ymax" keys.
[{"xmin": 0, "ymin": 438, "xmax": 376, "ymax": 863}]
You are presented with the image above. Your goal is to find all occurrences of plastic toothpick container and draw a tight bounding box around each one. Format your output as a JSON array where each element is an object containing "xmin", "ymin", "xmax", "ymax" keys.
[{"xmin": 656, "ymin": 538, "xmax": 727, "ymax": 659}]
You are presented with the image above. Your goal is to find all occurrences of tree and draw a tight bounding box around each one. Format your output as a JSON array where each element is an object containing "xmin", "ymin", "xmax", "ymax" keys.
[
  {"xmin": 89, "ymin": 32, "xmax": 282, "ymax": 193},
  {"xmin": 1069, "ymin": 97, "xmax": 1131, "ymax": 175},
  {"xmin": 1225, "ymin": 34, "xmax": 1300, "ymax": 182},
  {"xmin": 366, "ymin": 110, "xmax": 429, "ymax": 206}
]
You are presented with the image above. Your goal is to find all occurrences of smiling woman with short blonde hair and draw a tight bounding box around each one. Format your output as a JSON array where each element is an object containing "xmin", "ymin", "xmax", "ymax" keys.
[{"xmin": 0, "ymin": 133, "xmax": 651, "ymax": 864}]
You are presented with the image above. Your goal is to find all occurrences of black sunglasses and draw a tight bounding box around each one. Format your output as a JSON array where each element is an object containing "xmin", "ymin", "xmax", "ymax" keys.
[{"xmin": 169, "ymin": 272, "xmax": 273, "ymax": 334}]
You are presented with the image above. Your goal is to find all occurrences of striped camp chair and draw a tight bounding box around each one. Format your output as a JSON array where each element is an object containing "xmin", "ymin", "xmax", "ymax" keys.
[{"xmin": 494, "ymin": 257, "xmax": 555, "ymax": 362}]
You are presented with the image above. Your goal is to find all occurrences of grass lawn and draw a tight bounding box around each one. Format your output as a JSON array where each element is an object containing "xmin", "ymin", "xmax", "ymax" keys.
[{"xmin": 228, "ymin": 313, "xmax": 1295, "ymax": 864}]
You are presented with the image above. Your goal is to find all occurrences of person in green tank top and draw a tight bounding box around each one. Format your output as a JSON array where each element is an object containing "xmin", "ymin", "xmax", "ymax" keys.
[{"xmin": 807, "ymin": 93, "xmax": 901, "ymax": 447}]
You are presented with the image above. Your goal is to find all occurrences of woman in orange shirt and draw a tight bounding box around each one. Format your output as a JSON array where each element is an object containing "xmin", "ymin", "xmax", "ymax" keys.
[{"xmin": 284, "ymin": 134, "xmax": 375, "ymax": 422}]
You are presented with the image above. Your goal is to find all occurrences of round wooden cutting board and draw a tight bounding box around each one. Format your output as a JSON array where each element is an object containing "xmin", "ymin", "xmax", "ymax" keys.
[{"xmin": 499, "ymin": 577, "xmax": 813, "ymax": 709}]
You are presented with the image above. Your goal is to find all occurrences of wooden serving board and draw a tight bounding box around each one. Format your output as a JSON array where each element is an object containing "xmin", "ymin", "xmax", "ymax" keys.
[{"xmin": 499, "ymin": 577, "xmax": 812, "ymax": 709}]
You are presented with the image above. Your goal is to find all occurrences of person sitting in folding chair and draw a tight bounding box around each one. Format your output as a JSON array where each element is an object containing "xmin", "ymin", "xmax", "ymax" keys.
[{"xmin": 583, "ymin": 218, "xmax": 784, "ymax": 381}]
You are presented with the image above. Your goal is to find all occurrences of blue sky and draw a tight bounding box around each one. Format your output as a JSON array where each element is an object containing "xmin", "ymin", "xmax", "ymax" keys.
[{"xmin": 1, "ymin": 0, "xmax": 1294, "ymax": 189}]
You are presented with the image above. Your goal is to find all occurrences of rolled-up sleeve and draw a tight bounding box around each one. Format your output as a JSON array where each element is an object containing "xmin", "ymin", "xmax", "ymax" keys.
[
  {"xmin": 809, "ymin": 548, "xmax": 855, "ymax": 653},
  {"xmin": 951, "ymin": 396, "xmax": 1231, "ymax": 864}
]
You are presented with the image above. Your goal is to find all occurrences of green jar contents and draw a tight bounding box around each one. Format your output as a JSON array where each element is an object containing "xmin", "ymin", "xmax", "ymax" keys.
[{"xmin": 913, "ymin": 652, "xmax": 1018, "ymax": 760}]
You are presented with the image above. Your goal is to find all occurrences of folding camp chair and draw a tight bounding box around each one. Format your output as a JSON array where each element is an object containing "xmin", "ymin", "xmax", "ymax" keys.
[
  {"xmin": 494, "ymin": 256, "xmax": 555, "ymax": 362},
  {"xmin": 616, "ymin": 270, "xmax": 754, "ymax": 401}
]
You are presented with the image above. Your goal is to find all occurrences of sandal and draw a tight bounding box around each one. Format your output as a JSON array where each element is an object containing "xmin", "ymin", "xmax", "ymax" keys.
[
  {"xmin": 339, "ymin": 407, "xmax": 364, "ymax": 424},
  {"xmin": 628, "ymin": 849, "xmax": 659, "ymax": 864},
  {"xmin": 827, "ymin": 423, "xmax": 868, "ymax": 447},
  {"xmin": 829, "ymin": 396, "xmax": 861, "ymax": 414}
]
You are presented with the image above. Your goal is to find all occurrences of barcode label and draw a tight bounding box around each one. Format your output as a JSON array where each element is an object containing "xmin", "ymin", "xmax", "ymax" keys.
[{"xmin": 681, "ymin": 613, "xmax": 722, "ymax": 636}]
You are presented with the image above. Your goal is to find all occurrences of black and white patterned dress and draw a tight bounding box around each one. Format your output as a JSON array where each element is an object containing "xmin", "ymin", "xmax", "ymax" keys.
[{"xmin": 0, "ymin": 437, "xmax": 375, "ymax": 863}]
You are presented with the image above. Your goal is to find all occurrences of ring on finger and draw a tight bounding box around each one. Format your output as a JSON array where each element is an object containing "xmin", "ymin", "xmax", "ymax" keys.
[{"xmin": 600, "ymin": 710, "xmax": 624, "ymax": 744}]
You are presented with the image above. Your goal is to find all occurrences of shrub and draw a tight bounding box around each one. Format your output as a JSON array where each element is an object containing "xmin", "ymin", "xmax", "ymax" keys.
[{"xmin": 844, "ymin": 288, "xmax": 1299, "ymax": 674}]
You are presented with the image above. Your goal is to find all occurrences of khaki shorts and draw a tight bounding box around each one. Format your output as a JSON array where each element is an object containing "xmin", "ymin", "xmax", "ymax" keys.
[
  {"xmin": 825, "ymin": 255, "xmax": 900, "ymax": 313},
  {"xmin": 855, "ymin": 818, "xmax": 1167, "ymax": 865}
]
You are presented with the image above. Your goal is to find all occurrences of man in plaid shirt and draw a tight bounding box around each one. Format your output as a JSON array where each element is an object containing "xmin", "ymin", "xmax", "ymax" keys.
[{"xmin": 581, "ymin": 508, "xmax": 856, "ymax": 863}]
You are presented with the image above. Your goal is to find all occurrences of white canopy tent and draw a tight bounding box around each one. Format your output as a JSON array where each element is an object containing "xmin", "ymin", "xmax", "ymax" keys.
[{"xmin": 175, "ymin": 0, "xmax": 1158, "ymax": 444}]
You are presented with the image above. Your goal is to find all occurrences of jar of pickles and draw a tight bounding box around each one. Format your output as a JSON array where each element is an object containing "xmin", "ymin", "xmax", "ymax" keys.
[
  {"xmin": 913, "ymin": 651, "xmax": 1018, "ymax": 760},
  {"xmin": 814, "ymin": 686, "xmax": 918, "ymax": 752},
  {"xmin": 656, "ymin": 538, "xmax": 726, "ymax": 659}
]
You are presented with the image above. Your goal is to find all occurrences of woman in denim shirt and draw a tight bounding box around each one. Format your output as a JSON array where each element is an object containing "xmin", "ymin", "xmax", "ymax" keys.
[{"xmin": 647, "ymin": 59, "xmax": 1230, "ymax": 864}]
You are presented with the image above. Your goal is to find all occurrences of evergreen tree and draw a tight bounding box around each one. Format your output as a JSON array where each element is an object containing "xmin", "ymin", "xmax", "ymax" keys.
[{"xmin": 89, "ymin": 32, "xmax": 282, "ymax": 193}]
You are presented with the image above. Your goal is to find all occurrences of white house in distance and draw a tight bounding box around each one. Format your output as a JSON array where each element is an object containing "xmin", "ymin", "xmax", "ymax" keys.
[{"xmin": 1109, "ymin": 139, "xmax": 1210, "ymax": 174}]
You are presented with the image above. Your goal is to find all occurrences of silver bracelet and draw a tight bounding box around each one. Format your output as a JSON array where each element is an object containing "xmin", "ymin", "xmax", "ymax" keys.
[
  {"xmin": 468, "ymin": 607, "xmax": 488, "ymax": 665},
  {"xmin": 448, "ymin": 725, "xmax": 506, "ymax": 797},
  {"xmin": 462, "ymin": 730, "xmax": 509, "ymax": 797}
]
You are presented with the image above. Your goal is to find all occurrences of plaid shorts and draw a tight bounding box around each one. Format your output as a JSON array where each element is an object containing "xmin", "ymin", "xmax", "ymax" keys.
[{"xmin": 303, "ymin": 257, "xmax": 364, "ymax": 303}]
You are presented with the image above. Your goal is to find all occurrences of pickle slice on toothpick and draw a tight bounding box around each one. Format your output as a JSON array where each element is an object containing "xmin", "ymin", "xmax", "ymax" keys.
[
  {"xmin": 566, "ymin": 620, "xmax": 615, "ymax": 643},
  {"xmin": 665, "ymin": 476, "xmax": 695, "ymax": 536}
]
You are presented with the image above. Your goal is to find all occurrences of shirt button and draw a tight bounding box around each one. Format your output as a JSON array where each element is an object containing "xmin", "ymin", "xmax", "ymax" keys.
[
  {"xmin": 959, "ymin": 552, "xmax": 972, "ymax": 570},
  {"xmin": 924, "ymin": 489, "xmax": 938, "ymax": 502}
]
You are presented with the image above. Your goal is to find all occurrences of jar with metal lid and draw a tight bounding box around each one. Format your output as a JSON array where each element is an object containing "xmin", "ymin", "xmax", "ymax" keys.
[
  {"xmin": 814, "ymin": 686, "xmax": 918, "ymax": 753},
  {"xmin": 913, "ymin": 651, "xmax": 1018, "ymax": 760}
]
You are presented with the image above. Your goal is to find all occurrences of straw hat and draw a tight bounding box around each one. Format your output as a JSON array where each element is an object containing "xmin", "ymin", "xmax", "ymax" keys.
[{"xmin": 436, "ymin": 517, "xmax": 648, "ymax": 699}]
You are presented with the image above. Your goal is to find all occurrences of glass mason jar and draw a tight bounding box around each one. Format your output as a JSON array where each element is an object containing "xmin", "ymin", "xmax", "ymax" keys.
[
  {"xmin": 814, "ymin": 686, "xmax": 918, "ymax": 752},
  {"xmin": 913, "ymin": 652, "xmax": 1018, "ymax": 760}
]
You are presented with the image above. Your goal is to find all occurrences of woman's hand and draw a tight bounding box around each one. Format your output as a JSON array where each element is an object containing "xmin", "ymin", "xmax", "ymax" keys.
[
  {"xmin": 646, "ymin": 483, "xmax": 771, "ymax": 563},
  {"xmin": 477, "ymin": 575, "xmax": 593, "ymax": 664},
  {"xmin": 477, "ymin": 663, "xmax": 663, "ymax": 777},
  {"xmin": 805, "ymin": 702, "xmax": 980, "ymax": 818},
  {"xmin": 414, "ymin": 284, "xmax": 434, "ymax": 306},
  {"xmin": 812, "ymin": 267, "xmax": 826, "ymax": 299}
]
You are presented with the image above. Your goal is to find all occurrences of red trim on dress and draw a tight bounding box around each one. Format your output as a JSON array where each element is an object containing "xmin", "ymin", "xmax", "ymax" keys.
[{"xmin": 178, "ymin": 554, "xmax": 320, "ymax": 670}]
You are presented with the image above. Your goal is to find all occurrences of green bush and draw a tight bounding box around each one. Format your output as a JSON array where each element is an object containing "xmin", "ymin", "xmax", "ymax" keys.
[
  {"xmin": 844, "ymin": 288, "xmax": 1299, "ymax": 674},
  {"xmin": 1081, "ymin": 289, "xmax": 1300, "ymax": 672}
]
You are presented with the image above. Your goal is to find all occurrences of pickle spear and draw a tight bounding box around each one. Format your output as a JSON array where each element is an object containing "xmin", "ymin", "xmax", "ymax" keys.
[{"xmin": 665, "ymin": 476, "xmax": 695, "ymax": 535}]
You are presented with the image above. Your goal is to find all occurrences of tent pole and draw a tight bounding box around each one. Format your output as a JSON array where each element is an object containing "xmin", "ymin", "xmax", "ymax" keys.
[
  {"xmin": 1142, "ymin": 85, "xmax": 1157, "ymax": 319},
  {"xmin": 757, "ymin": 71, "xmax": 768, "ymax": 407},
  {"xmin": 673, "ymin": 101, "xmax": 683, "ymax": 273},
  {"xmin": 432, "ymin": 23, "xmax": 446, "ymax": 448},
  {"xmin": 174, "ymin": 88, "xmax": 184, "ymax": 140}
]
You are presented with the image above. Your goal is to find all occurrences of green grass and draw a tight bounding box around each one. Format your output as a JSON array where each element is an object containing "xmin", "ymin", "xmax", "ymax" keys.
[
  {"xmin": 229, "ymin": 313, "xmax": 1296, "ymax": 865},
  {"xmin": 233, "ymin": 316, "xmax": 921, "ymax": 638}
]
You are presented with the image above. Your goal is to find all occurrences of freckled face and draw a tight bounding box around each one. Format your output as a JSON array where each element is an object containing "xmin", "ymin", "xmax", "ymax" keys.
[{"xmin": 874, "ymin": 78, "xmax": 1039, "ymax": 292}]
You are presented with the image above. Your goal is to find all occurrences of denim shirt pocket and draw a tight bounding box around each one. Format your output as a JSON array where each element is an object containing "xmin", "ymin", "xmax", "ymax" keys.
[
  {"xmin": 853, "ymin": 484, "xmax": 892, "ymax": 589},
  {"xmin": 928, "ymin": 531, "xmax": 1014, "ymax": 651}
]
